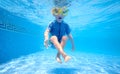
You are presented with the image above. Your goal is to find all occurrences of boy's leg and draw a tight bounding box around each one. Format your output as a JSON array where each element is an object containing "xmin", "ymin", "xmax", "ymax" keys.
[
  {"xmin": 60, "ymin": 36, "xmax": 68, "ymax": 48},
  {"xmin": 50, "ymin": 36, "xmax": 67, "ymax": 58},
  {"xmin": 50, "ymin": 36, "xmax": 71, "ymax": 62},
  {"xmin": 60, "ymin": 36, "xmax": 71, "ymax": 62},
  {"xmin": 56, "ymin": 36, "xmax": 68, "ymax": 60},
  {"xmin": 56, "ymin": 52, "xmax": 62, "ymax": 63}
]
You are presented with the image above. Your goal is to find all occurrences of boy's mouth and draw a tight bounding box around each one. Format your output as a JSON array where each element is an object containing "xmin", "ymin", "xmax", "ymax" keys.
[{"xmin": 58, "ymin": 17, "xmax": 62, "ymax": 19}]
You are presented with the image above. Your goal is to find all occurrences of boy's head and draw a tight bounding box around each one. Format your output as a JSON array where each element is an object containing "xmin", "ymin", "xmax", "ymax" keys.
[{"xmin": 51, "ymin": 7, "xmax": 68, "ymax": 22}]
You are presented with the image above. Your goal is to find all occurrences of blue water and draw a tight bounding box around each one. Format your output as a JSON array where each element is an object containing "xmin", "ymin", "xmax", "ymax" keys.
[{"xmin": 0, "ymin": 0, "xmax": 120, "ymax": 74}]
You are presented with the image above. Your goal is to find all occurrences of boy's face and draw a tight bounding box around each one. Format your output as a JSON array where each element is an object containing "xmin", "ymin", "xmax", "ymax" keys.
[{"xmin": 55, "ymin": 15, "xmax": 64, "ymax": 23}]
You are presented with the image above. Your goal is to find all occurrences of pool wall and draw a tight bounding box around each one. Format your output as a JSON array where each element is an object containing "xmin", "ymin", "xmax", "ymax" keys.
[{"xmin": 0, "ymin": 8, "xmax": 43, "ymax": 64}]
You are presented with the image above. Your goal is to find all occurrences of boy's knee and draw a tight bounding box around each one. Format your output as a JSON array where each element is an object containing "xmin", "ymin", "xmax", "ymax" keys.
[
  {"xmin": 62, "ymin": 36, "xmax": 68, "ymax": 41},
  {"xmin": 50, "ymin": 36, "xmax": 58, "ymax": 42}
]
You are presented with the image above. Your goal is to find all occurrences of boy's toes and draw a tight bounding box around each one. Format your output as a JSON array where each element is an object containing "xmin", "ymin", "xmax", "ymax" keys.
[
  {"xmin": 56, "ymin": 57, "xmax": 62, "ymax": 64},
  {"xmin": 64, "ymin": 56, "xmax": 71, "ymax": 62}
]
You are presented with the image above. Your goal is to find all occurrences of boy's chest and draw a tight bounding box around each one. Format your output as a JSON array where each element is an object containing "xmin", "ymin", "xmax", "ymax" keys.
[{"xmin": 52, "ymin": 23, "xmax": 65, "ymax": 32}]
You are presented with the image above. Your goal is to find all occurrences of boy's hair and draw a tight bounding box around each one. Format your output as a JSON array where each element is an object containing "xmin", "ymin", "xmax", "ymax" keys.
[{"xmin": 51, "ymin": 7, "xmax": 69, "ymax": 16}]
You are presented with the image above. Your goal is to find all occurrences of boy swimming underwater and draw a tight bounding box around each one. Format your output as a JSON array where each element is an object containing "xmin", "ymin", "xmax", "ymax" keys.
[{"xmin": 44, "ymin": 7, "xmax": 75, "ymax": 63}]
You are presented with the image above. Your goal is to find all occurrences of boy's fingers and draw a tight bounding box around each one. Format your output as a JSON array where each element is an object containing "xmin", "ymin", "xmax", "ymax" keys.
[
  {"xmin": 44, "ymin": 42, "xmax": 46, "ymax": 46},
  {"xmin": 44, "ymin": 41, "xmax": 49, "ymax": 48}
]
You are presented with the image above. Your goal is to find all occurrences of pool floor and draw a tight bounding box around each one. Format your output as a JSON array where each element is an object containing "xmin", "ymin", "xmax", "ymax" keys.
[{"xmin": 0, "ymin": 48, "xmax": 120, "ymax": 74}]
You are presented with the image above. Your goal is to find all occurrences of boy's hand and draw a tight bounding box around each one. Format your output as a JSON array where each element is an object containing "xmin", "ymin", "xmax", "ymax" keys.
[{"xmin": 44, "ymin": 39, "xmax": 49, "ymax": 49}]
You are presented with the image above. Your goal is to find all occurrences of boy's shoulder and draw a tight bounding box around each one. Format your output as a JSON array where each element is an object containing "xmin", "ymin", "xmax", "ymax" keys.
[
  {"xmin": 63, "ymin": 21, "xmax": 68, "ymax": 25},
  {"xmin": 62, "ymin": 21, "xmax": 70, "ymax": 28}
]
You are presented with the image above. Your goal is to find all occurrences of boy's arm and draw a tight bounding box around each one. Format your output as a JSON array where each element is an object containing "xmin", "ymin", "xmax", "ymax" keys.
[
  {"xmin": 68, "ymin": 34, "xmax": 75, "ymax": 51},
  {"xmin": 44, "ymin": 29, "xmax": 50, "ymax": 48}
]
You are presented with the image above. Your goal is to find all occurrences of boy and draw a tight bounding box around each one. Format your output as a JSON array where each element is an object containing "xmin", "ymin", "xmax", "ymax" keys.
[{"xmin": 44, "ymin": 7, "xmax": 75, "ymax": 63}]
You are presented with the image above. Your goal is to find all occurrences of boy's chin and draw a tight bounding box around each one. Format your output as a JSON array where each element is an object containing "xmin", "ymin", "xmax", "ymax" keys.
[{"xmin": 57, "ymin": 20, "xmax": 63, "ymax": 22}]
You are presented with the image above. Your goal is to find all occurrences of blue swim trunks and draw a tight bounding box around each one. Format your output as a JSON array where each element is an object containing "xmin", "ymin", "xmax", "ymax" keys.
[{"xmin": 48, "ymin": 20, "xmax": 71, "ymax": 43}]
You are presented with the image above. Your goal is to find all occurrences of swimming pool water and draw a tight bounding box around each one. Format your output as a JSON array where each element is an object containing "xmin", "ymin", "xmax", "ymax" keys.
[{"xmin": 0, "ymin": 0, "xmax": 120, "ymax": 74}]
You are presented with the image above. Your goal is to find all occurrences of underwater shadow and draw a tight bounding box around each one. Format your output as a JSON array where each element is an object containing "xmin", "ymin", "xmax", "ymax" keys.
[{"xmin": 48, "ymin": 67, "xmax": 80, "ymax": 74}]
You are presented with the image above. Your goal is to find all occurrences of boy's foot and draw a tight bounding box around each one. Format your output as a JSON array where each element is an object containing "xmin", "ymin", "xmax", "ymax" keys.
[
  {"xmin": 56, "ymin": 57, "xmax": 62, "ymax": 64},
  {"xmin": 64, "ymin": 56, "xmax": 71, "ymax": 62}
]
